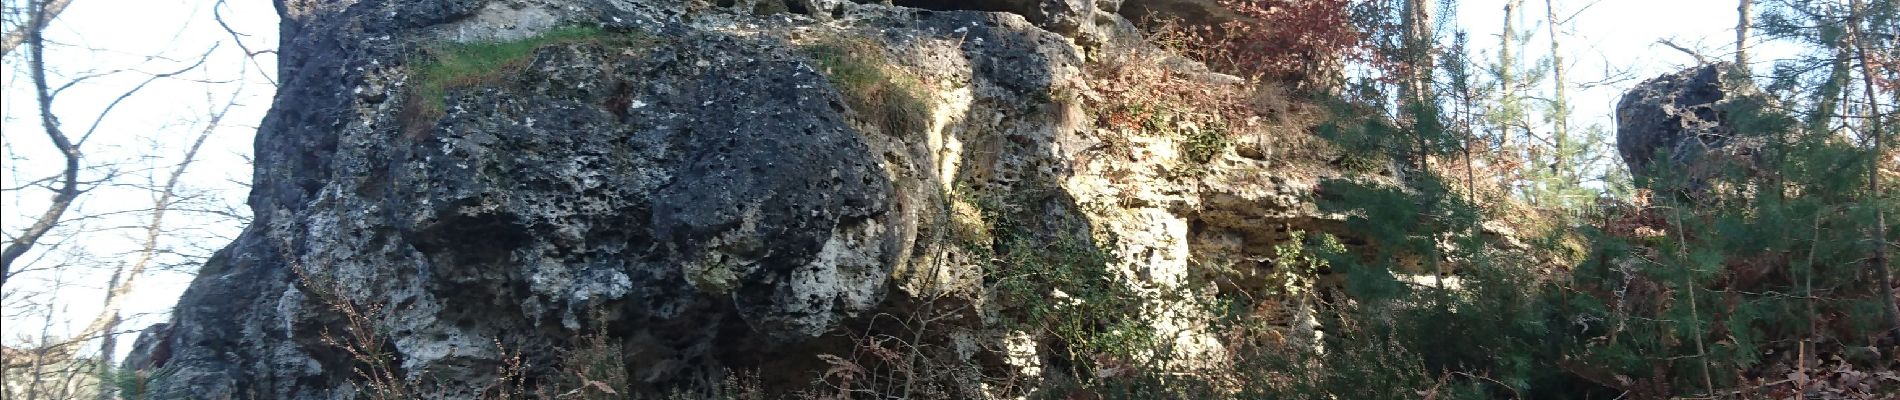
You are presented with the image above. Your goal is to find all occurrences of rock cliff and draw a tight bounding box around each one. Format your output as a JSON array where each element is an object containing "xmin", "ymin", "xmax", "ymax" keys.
[{"xmin": 129, "ymin": 0, "xmax": 1366, "ymax": 397}]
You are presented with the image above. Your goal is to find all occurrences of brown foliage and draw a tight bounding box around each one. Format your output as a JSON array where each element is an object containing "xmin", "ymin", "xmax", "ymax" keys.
[{"xmin": 1150, "ymin": 0, "xmax": 1364, "ymax": 89}]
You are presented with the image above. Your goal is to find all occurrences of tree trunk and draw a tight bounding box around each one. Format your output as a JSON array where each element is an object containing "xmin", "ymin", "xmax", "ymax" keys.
[
  {"xmin": 1736, "ymin": 0, "xmax": 1752, "ymax": 66},
  {"xmin": 1847, "ymin": 0, "xmax": 1900, "ymax": 345},
  {"xmin": 1500, "ymin": 0, "xmax": 1523, "ymax": 154},
  {"xmin": 1545, "ymin": 0, "xmax": 1570, "ymax": 180},
  {"xmin": 1402, "ymin": 0, "xmax": 1435, "ymax": 107}
]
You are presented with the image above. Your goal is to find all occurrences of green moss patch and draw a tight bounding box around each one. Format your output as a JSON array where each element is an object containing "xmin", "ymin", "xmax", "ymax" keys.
[{"xmin": 402, "ymin": 25, "xmax": 649, "ymax": 138}]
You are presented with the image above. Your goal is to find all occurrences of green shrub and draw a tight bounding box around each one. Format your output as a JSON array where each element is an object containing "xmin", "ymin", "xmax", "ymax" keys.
[
  {"xmin": 961, "ymin": 188, "xmax": 1160, "ymax": 391},
  {"xmin": 108, "ymin": 364, "xmax": 176, "ymax": 400}
]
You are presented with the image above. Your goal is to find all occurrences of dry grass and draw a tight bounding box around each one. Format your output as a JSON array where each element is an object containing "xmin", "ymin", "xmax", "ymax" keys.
[
  {"xmin": 800, "ymin": 36, "xmax": 934, "ymax": 139},
  {"xmin": 1083, "ymin": 33, "xmax": 1332, "ymax": 177},
  {"xmin": 280, "ymin": 234, "xmax": 650, "ymax": 399}
]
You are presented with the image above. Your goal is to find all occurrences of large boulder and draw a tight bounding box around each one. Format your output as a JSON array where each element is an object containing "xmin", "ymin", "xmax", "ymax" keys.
[
  {"xmin": 1614, "ymin": 63, "xmax": 1780, "ymax": 189},
  {"xmin": 134, "ymin": 2, "xmax": 910, "ymax": 397},
  {"xmin": 125, "ymin": 0, "xmax": 1379, "ymax": 397},
  {"xmin": 127, "ymin": 1, "xmax": 1093, "ymax": 397}
]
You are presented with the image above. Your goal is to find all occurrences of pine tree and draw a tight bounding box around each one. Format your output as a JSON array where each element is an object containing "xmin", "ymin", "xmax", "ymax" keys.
[
  {"xmin": 1759, "ymin": 0, "xmax": 1899, "ymax": 343},
  {"xmin": 1844, "ymin": 0, "xmax": 1899, "ymax": 344}
]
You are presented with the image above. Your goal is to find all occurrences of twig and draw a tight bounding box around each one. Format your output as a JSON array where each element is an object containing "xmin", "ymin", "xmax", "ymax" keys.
[
  {"xmin": 1656, "ymin": 39, "xmax": 1710, "ymax": 64},
  {"xmin": 214, "ymin": 0, "xmax": 278, "ymax": 86},
  {"xmin": 2, "ymin": 0, "xmax": 82, "ymax": 289}
]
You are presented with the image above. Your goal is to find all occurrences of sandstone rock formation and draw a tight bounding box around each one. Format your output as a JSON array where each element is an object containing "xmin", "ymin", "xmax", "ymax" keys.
[
  {"xmin": 129, "ymin": 0, "xmax": 1367, "ymax": 397},
  {"xmin": 1614, "ymin": 63, "xmax": 1781, "ymax": 189}
]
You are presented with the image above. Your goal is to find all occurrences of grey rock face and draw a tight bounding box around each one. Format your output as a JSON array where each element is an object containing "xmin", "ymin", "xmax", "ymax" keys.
[
  {"xmin": 133, "ymin": 0, "xmax": 911, "ymax": 397},
  {"xmin": 411, "ymin": 31, "xmax": 899, "ymax": 338},
  {"xmin": 127, "ymin": 0, "xmax": 1105, "ymax": 397},
  {"xmin": 129, "ymin": 0, "xmax": 1347, "ymax": 397},
  {"xmin": 1614, "ymin": 63, "xmax": 1778, "ymax": 187}
]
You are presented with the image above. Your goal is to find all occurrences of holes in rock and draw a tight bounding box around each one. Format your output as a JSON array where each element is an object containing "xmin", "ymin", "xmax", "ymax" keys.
[
  {"xmin": 358, "ymin": 164, "xmax": 391, "ymax": 198},
  {"xmin": 727, "ymin": 0, "xmax": 816, "ymax": 16},
  {"xmin": 1691, "ymin": 106, "xmax": 1717, "ymax": 123},
  {"xmin": 408, "ymin": 208, "xmax": 532, "ymax": 271},
  {"xmin": 783, "ymin": 0, "xmax": 810, "ymax": 15},
  {"xmin": 604, "ymin": 81, "xmax": 634, "ymax": 119}
]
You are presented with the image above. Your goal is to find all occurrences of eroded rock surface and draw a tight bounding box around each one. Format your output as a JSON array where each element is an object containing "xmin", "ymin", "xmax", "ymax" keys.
[{"xmin": 131, "ymin": 0, "xmax": 1368, "ymax": 398}]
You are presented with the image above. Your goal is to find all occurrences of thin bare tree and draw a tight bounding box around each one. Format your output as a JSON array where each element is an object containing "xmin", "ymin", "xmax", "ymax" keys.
[
  {"xmin": 2, "ymin": 0, "xmax": 267, "ymax": 398},
  {"xmin": 1401, "ymin": 0, "xmax": 1435, "ymax": 108},
  {"xmin": 1498, "ymin": 0, "xmax": 1525, "ymax": 154},
  {"xmin": 2, "ymin": 0, "xmax": 85, "ymax": 289},
  {"xmin": 1545, "ymin": 0, "xmax": 1572, "ymax": 178},
  {"xmin": 1736, "ymin": 0, "xmax": 1753, "ymax": 66},
  {"xmin": 1, "ymin": 0, "xmax": 216, "ymax": 289},
  {"xmin": 81, "ymin": 87, "xmax": 235, "ymax": 400},
  {"xmin": 1846, "ymin": 0, "xmax": 1899, "ymax": 345}
]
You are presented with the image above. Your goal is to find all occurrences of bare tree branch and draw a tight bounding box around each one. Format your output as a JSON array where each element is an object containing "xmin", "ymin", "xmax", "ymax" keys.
[
  {"xmin": 1657, "ymin": 38, "xmax": 1711, "ymax": 64},
  {"xmin": 61, "ymin": 84, "xmax": 237, "ymax": 368},
  {"xmin": 2, "ymin": 1, "xmax": 215, "ymax": 291},
  {"xmin": 0, "ymin": 0, "xmax": 67, "ymax": 57},
  {"xmin": 74, "ymin": 45, "xmax": 215, "ymax": 147},
  {"xmin": 214, "ymin": 0, "xmax": 276, "ymax": 86},
  {"xmin": 3, "ymin": 0, "xmax": 82, "ymax": 289}
]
